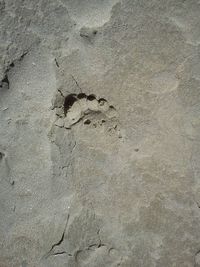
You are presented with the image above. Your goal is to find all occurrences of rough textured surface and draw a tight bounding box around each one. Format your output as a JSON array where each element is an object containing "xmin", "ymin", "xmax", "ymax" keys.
[{"xmin": 1, "ymin": 0, "xmax": 200, "ymax": 266}]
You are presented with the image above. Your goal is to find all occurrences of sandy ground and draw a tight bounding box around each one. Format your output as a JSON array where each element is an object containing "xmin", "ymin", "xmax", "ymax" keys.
[{"xmin": 1, "ymin": 0, "xmax": 200, "ymax": 266}]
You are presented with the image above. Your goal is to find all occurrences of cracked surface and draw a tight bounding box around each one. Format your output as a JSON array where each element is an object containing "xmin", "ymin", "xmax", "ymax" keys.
[{"xmin": 1, "ymin": 0, "xmax": 200, "ymax": 267}]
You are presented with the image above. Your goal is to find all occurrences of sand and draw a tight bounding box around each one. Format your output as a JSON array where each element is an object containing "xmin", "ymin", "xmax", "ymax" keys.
[{"xmin": 1, "ymin": 0, "xmax": 200, "ymax": 266}]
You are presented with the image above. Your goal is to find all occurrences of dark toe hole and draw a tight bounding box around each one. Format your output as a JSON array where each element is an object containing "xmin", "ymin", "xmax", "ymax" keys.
[
  {"xmin": 87, "ymin": 94, "xmax": 96, "ymax": 101},
  {"xmin": 64, "ymin": 94, "xmax": 77, "ymax": 114},
  {"xmin": 98, "ymin": 98, "xmax": 107, "ymax": 105},
  {"xmin": 77, "ymin": 93, "xmax": 87, "ymax": 99},
  {"xmin": 84, "ymin": 119, "xmax": 91, "ymax": 125},
  {"xmin": 109, "ymin": 105, "xmax": 116, "ymax": 110}
]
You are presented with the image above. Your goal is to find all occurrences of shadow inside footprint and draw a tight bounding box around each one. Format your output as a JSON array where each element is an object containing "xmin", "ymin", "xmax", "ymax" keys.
[{"xmin": 64, "ymin": 94, "xmax": 77, "ymax": 115}]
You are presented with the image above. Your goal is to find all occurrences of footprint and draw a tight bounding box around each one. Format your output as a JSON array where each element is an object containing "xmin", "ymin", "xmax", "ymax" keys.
[{"xmin": 54, "ymin": 91, "xmax": 118, "ymax": 130}]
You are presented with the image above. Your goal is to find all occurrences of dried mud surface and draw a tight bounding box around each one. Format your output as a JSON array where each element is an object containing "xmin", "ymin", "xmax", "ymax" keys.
[{"xmin": 1, "ymin": 1, "xmax": 200, "ymax": 266}]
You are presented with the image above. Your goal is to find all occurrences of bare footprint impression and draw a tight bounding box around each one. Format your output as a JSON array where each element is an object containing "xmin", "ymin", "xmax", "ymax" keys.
[{"xmin": 53, "ymin": 91, "xmax": 118, "ymax": 130}]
